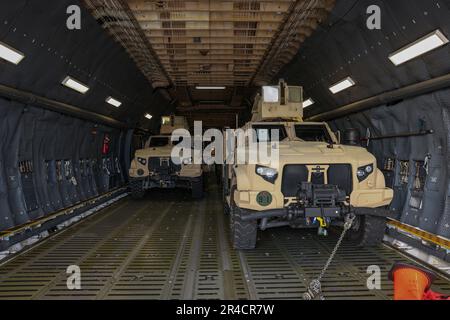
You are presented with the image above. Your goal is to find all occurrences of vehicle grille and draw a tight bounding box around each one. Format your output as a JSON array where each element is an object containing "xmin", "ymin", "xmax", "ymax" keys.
[
  {"xmin": 148, "ymin": 157, "xmax": 181, "ymax": 175},
  {"xmin": 281, "ymin": 164, "xmax": 353, "ymax": 197},
  {"xmin": 281, "ymin": 164, "xmax": 308, "ymax": 197}
]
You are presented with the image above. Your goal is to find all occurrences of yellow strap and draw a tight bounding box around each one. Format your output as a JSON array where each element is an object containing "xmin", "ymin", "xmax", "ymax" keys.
[
  {"xmin": 387, "ymin": 219, "xmax": 450, "ymax": 250},
  {"xmin": 316, "ymin": 217, "xmax": 327, "ymax": 228}
]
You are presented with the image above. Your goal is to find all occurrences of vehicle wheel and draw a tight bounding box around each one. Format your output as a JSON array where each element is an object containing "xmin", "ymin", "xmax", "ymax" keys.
[
  {"xmin": 230, "ymin": 206, "xmax": 257, "ymax": 250},
  {"xmin": 347, "ymin": 215, "xmax": 387, "ymax": 247},
  {"xmin": 191, "ymin": 178, "xmax": 204, "ymax": 199},
  {"xmin": 224, "ymin": 183, "xmax": 236, "ymax": 216},
  {"xmin": 215, "ymin": 164, "xmax": 222, "ymax": 185},
  {"xmin": 224, "ymin": 202, "xmax": 230, "ymax": 215},
  {"xmin": 130, "ymin": 179, "xmax": 145, "ymax": 199},
  {"xmin": 202, "ymin": 172, "xmax": 208, "ymax": 191}
]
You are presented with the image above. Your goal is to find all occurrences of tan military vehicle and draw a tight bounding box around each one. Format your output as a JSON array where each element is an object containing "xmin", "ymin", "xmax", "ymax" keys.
[
  {"xmin": 129, "ymin": 116, "xmax": 204, "ymax": 199},
  {"xmin": 223, "ymin": 80, "xmax": 394, "ymax": 249}
]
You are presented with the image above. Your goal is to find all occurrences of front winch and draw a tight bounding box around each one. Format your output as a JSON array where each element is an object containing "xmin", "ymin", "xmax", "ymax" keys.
[
  {"xmin": 297, "ymin": 182, "xmax": 347, "ymax": 207},
  {"xmin": 288, "ymin": 182, "xmax": 347, "ymax": 219}
]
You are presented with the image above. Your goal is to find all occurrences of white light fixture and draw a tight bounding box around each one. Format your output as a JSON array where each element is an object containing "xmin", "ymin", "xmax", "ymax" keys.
[
  {"xmin": 105, "ymin": 96, "xmax": 122, "ymax": 107},
  {"xmin": 0, "ymin": 41, "xmax": 25, "ymax": 65},
  {"xmin": 329, "ymin": 77, "xmax": 355, "ymax": 94},
  {"xmin": 195, "ymin": 86, "xmax": 226, "ymax": 90},
  {"xmin": 303, "ymin": 98, "xmax": 314, "ymax": 108},
  {"xmin": 389, "ymin": 30, "xmax": 449, "ymax": 66},
  {"xmin": 61, "ymin": 76, "xmax": 89, "ymax": 94},
  {"xmin": 145, "ymin": 113, "xmax": 152, "ymax": 120}
]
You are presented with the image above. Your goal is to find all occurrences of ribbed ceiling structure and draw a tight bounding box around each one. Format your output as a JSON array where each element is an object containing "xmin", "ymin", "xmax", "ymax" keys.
[
  {"xmin": 83, "ymin": 0, "xmax": 334, "ymax": 128},
  {"xmin": 84, "ymin": 0, "xmax": 334, "ymax": 88}
]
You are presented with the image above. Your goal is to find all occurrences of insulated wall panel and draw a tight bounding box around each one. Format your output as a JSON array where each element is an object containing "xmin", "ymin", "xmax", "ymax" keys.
[
  {"xmin": 0, "ymin": 97, "xmax": 127, "ymax": 232},
  {"xmin": 329, "ymin": 89, "xmax": 450, "ymax": 238}
]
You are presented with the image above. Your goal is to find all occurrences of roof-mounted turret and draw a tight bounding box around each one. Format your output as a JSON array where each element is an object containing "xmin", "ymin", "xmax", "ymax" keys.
[
  {"xmin": 251, "ymin": 80, "xmax": 303, "ymax": 122},
  {"xmin": 160, "ymin": 115, "xmax": 189, "ymax": 135}
]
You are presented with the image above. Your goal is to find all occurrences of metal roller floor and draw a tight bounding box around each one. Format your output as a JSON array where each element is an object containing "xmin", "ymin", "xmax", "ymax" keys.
[{"xmin": 0, "ymin": 183, "xmax": 448, "ymax": 300}]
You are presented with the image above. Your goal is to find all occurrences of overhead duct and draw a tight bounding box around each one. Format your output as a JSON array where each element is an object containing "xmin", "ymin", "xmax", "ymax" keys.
[
  {"xmin": 0, "ymin": 84, "xmax": 129, "ymax": 128},
  {"xmin": 307, "ymin": 73, "xmax": 450, "ymax": 122}
]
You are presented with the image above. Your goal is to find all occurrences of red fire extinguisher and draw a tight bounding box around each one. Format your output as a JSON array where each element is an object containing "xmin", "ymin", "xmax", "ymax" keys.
[{"xmin": 102, "ymin": 134, "xmax": 111, "ymax": 155}]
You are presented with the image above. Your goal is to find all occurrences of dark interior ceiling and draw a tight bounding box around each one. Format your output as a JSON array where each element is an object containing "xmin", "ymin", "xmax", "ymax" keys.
[
  {"xmin": 83, "ymin": 0, "xmax": 336, "ymax": 128},
  {"xmin": 0, "ymin": 0, "xmax": 449, "ymax": 131},
  {"xmin": 0, "ymin": 0, "xmax": 175, "ymax": 132},
  {"xmin": 277, "ymin": 0, "xmax": 450, "ymax": 119}
]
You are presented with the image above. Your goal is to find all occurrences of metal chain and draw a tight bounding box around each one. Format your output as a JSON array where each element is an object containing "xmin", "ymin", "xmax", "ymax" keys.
[{"xmin": 303, "ymin": 213, "xmax": 356, "ymax": 300}]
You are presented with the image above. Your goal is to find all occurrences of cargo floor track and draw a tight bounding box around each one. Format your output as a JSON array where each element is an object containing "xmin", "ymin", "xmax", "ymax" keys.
[{"xmin": 0, "ymin": 183, "xmax": 448, "ymax": 300}]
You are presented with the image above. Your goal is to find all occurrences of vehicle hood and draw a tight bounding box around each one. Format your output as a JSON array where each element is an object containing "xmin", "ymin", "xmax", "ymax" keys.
[
  {"xmin": 274, "ymin": 141, "xmax": 375, "ymax": 164},
  {"xmin": 135, "ymin": 146, "xmax": 173, "ymax": 158}
]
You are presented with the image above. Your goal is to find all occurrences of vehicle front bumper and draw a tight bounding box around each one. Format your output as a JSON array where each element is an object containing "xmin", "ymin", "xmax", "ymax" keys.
[
  {"xmin": 239, "ymin": 206, "xmax": 395, "ymax": 222},
  {"xmin": 233, "ymin": 187, "xmax": 394, "ymax": 218},
  {"xmin": 130, "ymin": 174, "xmax": 202, "ymax": 189}
]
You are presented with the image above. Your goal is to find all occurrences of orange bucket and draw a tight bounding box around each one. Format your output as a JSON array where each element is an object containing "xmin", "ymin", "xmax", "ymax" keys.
[{"xmin": 388, "ymin": 263, "xmax": 436, "ymax": 300}]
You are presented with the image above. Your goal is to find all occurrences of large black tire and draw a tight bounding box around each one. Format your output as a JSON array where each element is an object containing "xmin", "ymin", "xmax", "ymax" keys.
[
  {"xmin": 230, "ymin": 206, "xmax": 257, "ymax": 250},
  {"xmin": 191, "ymin": 178, "xmax": 204, "ymax": 199},
  {"xmin": 223, "ymin": 183, "xmax": 235, "ymax": 216},
  {"xmin": 223, "ymin": 202, "xmax": 230, "ymax": 215},
  {"xmin": 215, "ymin": 164, "xmax": 222, "ymax": 185},
  {"xmin": 347, "ymin": 215, "xmax": 387, "ymax": 247},
  {"xmin": 130, "ymin": 179, "xmax": 145, "ymax": 199}
]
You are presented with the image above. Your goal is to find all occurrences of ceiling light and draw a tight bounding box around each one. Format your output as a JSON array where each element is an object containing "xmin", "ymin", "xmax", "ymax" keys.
[
  {"xmin": 195, "ymin": 86, "xmax": 226, "ymax": 90},
  {"xmin": 389, "ymin": 30, "xmax": 449, "ymax": 66},
  {"xmin": 62, "ymin": 76, "xmax": 89, "ymax": 94},
  {"xmin": 105, "ymin": 96, "xmax": 122, "ymax": 107},
  {"xmin": 303, "ymin": 98, "xmax": 314, "ymax": 108},
  {"xmin": 145, "ymin": 113, "xmax": 152, "ymax": 120},
  {"xmin": 329, "ymin": 77, "xmax": 355, "ymax": 94},
  {"xmin": 0, "ymin": 41, "xmax": 25, "ymax": 65}
]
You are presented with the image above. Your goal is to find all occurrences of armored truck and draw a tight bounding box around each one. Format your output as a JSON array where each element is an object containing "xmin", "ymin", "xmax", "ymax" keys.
[
  {"xmin": 223, "ymin": 81, "xmax": 394, "ymax": 249},
  {"xmin": 129, "ymin": 116, "xmax": 204, "ymax": 199}
]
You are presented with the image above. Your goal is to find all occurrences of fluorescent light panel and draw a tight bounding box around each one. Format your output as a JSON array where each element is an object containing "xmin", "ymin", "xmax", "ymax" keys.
[
  {"xmin": 62, "ymin": 76, "xmax": 89, "ymax": 94},
  {"xmin": 106, "ymin": 96, "xmax": 122, "ymax": 107},
  {"xmin": 195, "ymin": 86, "xmax": 226, "ymax": 90},
  {"xmin": 329, "ymin": 77, "xmax": 355, "ymax": 94},
  {"xmin": 303, "ymin": 98, "xmax": 314, "ymax": 108},
  {"xmin": 145, "ymin": 113, "xmax": 152, "ymax": 120},
  {"xmin": 389, "ymin": 30, "xmax": 449, "ymax": 66},
  {"xmin": 0, "ymin": 41, "xmax": 25, "ymax": 65}
]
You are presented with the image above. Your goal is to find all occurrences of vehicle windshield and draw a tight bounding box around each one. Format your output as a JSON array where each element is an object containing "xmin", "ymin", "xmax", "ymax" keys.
[
  {"xmin": 252, "ymin": 124, "xmax": 288, "ymax": 142},
  {"xmin": 149, "ymin": 136, "xmax": 170, "ymax": 147},
  {"xmin": 294, "ymin": 125, "xmax": 333, "ymax": 143}
]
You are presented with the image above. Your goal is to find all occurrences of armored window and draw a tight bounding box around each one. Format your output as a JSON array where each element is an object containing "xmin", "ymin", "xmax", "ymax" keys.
[
  {"xmin": 288, "ymin": 87, "xmax": 302, "ymax": 103},
  {"xmin": 262, "ymin": 86, "xmax": 279, "ymax": 102},
  {"xmin": 252, "ymin": 124, "xmax": 287, "ymax": 142},
  {"xmin": 294, "ymin": 125, "xmax": 332, "ymax": 143},
  {"xmin": 162, "ymin": 116, "xmax": 171, "ymax": 125},
  {"xmin": 149, "ymin": 136, "xmax": 170, "ymax": 147}
]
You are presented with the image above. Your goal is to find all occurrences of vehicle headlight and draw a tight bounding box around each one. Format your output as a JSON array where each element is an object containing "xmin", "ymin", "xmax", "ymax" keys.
[
  {"xmin": 357, "ymin": 164, "xmax": 374, "ymax": 182},
  {"xmin": 256, "ymin": 165, "xmax": 278, "ymax": 183},
  {"xmin": 137, "ymin": 157, "xmax": 147, "ymax": 166}
]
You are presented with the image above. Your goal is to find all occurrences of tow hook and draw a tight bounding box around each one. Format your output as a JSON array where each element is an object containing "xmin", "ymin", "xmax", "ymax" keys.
[
  {"xmin": 315, "ymin": 217, "xmax": 328, "ymax": 236},
  {"xmin": 303, "ymin": 213, "xmax": 356, "ymax": 300}
]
